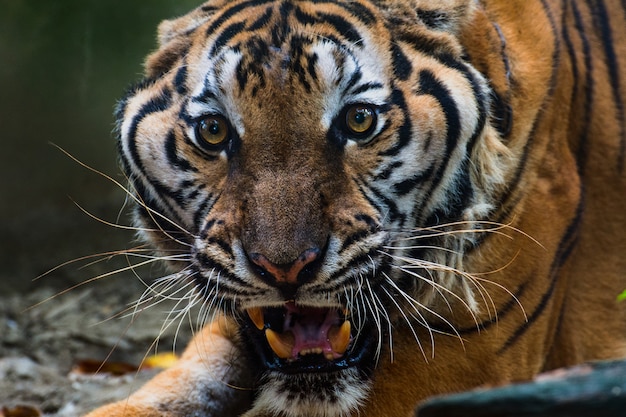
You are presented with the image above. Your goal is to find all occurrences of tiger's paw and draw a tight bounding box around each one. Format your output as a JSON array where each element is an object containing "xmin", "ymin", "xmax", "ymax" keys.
[{"xmin": 84, "ymin": 318, "xmax": 254, "ymax": 417}]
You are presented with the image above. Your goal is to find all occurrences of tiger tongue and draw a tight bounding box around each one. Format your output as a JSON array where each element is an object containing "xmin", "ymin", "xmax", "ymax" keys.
[{"xmin": 265, "ymin": 304, "xmax": 351, "ymax": 361}]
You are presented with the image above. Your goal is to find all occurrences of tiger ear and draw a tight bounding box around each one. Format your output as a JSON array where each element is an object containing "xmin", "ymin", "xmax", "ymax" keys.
[
  {"xmin": 458, "ymin": 6, "xmax": 514, "ymax": 139},
  {"xmin": 144, "ymin": 3, "xmax": 217, "ymax": 79}
]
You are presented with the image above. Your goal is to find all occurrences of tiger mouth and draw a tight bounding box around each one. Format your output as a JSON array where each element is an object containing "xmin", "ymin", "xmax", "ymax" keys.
[{"xmin": 242, "ymin": 302, "xmax": 375, "ymax": 374}]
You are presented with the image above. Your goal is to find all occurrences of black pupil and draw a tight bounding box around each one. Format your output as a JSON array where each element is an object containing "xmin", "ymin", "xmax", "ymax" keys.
[
  {"xmin": 208, "ymin": 120, "xmax": 221, "ymax": 135},
  {"xmin": 354, "ymin": 110, "xmax": 367, "ymax": 124}
]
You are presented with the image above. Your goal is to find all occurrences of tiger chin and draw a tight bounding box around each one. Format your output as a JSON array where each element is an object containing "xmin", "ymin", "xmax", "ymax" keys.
[{"xmin": 85, "ymin": 0, "xmax": 626, "ymax": 416}]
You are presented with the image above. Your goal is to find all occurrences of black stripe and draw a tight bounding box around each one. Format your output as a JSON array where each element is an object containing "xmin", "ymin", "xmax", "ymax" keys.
[
  {"xmin": 201, "ymin": 5, "xmax": 219, "ymax": 13},
  {"xmin": 566, "ymin": 0, "xmax": 593, "ymax": 175},
  {"xmin": 490, "ymin": 91, "xmax": 513, "ymax": 139},
  {"xmin": 115, "ymin": 78, "xmax": 158, "ymax": 129},
  {"xmin": 307, "ymin": 52, "xmax": 319, "ymax": 85},
  {"xmin": 193, "ymin": 194, "xmax": 215, "ymax": 234},
  {"xmin": 354, "ymin": 213, "xmax": 380, "ymax": 230},
  {"xmin": 355, "ymin": 179, "xmax": 387, "ymax": 222},
  {"xmin": 350, "ymin": 81, "xmax": 384, "ymax": 96},
  {"xmin": 294, "ymin": 6, "xmax": 316, "ymax": 26},
  {"xmin": 456, "ymin": 62, "xmax": 489, "ymax": 158},
  {"xmin": 174, "ymin": 64, "xmax": 188, "ymax": 95},
  {"xmin": 199, "ymin": 218, "xmax": 217, "ymax": 241},
  {"xmin": 205, "ymin": 0, "xmax": 273, "ymax": 35},
  {"xmin": 340, "ymin": 1, "xmax": 377, "ymax": 26},
  {"xmin": 165, "ymin": 130, "xmax": 197, "ymax": 172},
  {"xmin": 393, "ymin": 166, "xmax": 434, "ymax": 196},
  {"xmin": 379, "ymin": 87, "xmax": 412, "ymax": 156},
  {"xmin": 412, "ymin": 69, "xmax": 461, "ymax": 223},
  {"xmin": 343, "ymin": 68, "xmax": 363, "ymax": 94},
  {"xmin": 209, "ymin": 21, "xmax": 246, "ymax": 56},
  {"xmin": 248, "ymin": 6, "xmax": 274, "ymax": 31},
  {"xmin": 416, "ymin": 9, "xmax": 451, "ymax": 30},
  {"xmin": 307, "ymin": 0, "xmax": 378, "ymax": 27},
  {"xmin": 207, "ymin": 236, "xmax": 233, "ymax": 255},
  {"xmin": 330, "ymin": 246, "xmax": 384, "ymax": 285},
  {"xmin": 541, "ymin": 0, "xmax": 562, "ymax": 99},
  {"xmin": 190, "ymin": 87, "xmax": 218, "ymax": 107},
  {"xmin": 317, "ymin": 13, "xmax": 363, "ymax": 45},
  {"xmin": 132, "ymin": 182, "xmax": 187, "ymax": 240},
  {"xmin": 390, "ymin": 43, "xmax": 412, "ymax": 81},
  {"xmin": 339, "ymin": 229, "xmax": 373, "ymax": 254},
  {"xmin": 490, "ymin": 23, "xmax": 513, "ymax": 139},
  {"xmin": 127, "ymin": 87, "xmax": 173, "ymax": 174},
  {"xmin": 194, "ymin": 253, "xmax": 255, "ymax": 291},
  {"xmin": 365, "ymin": 183, "xmax": 405, "ymax": 225},
  {"xmin": 392, "ymin": 24, "xmax": 451, "ymax": 61},
  {"xmin": 289, "ymin": 36, "xmax": 313, "ymax": 93},
  {"xmin": 418, "ymin": 69, "xmax": 461, "ymax": 165},
  {"xmin": 586, "ymin": 0, "xmax": 626, "ymax": 171},
  {"xmin": 376, "ymin": 160, "xmax": 403, "ymax": 180},
  {"xmin": 424, "ymin": 160, "xmax": 473, "ymax": 227}
]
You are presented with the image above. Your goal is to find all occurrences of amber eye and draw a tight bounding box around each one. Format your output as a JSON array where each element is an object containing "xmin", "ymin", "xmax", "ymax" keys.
[
  {"xmin": 345, "ymin": 105, "xmax": 376, "ymax": 137},
  {"xmin": 196, "ymin": 115, "xmax": 230, "ymax": 148}
]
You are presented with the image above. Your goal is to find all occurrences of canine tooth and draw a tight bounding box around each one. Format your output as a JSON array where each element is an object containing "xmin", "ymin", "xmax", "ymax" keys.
[
  {"xmin": 329, "ymin": 320, "xmax": 351, "ymax": 355},
  {"xmin": 247, "ymin": 307, "xmax": 265, "ymax": 330},
  {"xmin": 265, "ymin": 329, "xmax": 294, "ymax": 359}
]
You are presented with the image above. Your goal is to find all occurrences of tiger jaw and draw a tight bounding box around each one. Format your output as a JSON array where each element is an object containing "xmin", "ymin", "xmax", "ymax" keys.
[{"xmin": 242, "ymin": 302, "xmax": 376, "ymax": 374}]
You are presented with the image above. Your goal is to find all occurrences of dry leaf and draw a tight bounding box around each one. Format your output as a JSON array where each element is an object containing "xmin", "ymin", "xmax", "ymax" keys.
[
  {"xmin": 1, "ymin": 405, "xmax": 42, "ymax": 417},
  {"xmin": 142, "ymin": 352, "xmax": 178, "ymax": 369},
  {"xmin": 73, "ymin": 359, "xmax": 138, "ymax": 376}
]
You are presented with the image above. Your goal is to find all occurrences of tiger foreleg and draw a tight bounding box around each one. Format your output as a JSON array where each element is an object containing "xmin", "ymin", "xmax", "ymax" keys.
[{"xmin": 84, "ymin": 317, "xmax": 254, "ymax": 417}]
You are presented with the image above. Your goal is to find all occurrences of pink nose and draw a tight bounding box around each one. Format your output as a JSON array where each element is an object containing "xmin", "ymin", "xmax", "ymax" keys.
[{"xmin": 249, "ymin": 247, "xmax": 321, "ymax": 287}]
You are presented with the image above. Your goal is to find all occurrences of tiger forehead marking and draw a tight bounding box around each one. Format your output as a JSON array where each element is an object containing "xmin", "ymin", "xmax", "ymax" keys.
[{"xmin": 185, "ymin": 4, "xmax": 392, "ymax": 135}]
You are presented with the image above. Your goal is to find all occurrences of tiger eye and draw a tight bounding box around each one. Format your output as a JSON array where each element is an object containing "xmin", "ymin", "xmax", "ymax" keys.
[
  {"xmin": 197, "ymin": 115, "xmax": 229, "ymax": 147},
  {"xmin": 345, "ymin": 105, "xmax": 375, "ymax": 136}
]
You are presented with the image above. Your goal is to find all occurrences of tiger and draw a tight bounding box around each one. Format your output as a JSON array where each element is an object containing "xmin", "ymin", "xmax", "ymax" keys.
[{"xmin": 84, "ymin": 0, "xmax": 626, "ymax": 416}]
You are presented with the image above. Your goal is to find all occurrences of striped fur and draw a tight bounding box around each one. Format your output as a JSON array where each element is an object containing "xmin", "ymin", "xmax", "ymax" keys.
[{"xmin": 86, "ymin": 0, "xmax": 626, "ymax": 416}]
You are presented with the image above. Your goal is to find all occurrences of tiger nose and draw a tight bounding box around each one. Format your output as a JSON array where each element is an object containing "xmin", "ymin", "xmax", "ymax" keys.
[{"xmin": 249, "ymin": 248, "xmax": 322, "ymax": 295}]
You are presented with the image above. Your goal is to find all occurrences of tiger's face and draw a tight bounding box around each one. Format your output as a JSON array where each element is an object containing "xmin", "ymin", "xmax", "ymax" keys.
[{"xmin": 117, "ymin": 0, "xmax": 507, "ymax": 415}]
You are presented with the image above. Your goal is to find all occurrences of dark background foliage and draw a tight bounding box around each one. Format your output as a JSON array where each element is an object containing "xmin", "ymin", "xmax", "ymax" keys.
[{"xmin": 0, "ymin": 0, "xmax": 200, "ymax": 294}]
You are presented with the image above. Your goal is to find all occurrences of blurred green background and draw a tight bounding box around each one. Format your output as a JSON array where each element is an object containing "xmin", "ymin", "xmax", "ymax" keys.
[{"xmin": 0, "ymin": 1, "xmax": 201, "ymax": 294}]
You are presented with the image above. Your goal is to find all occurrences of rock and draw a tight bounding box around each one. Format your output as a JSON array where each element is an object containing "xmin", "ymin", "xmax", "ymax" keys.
[{"xmin": 416, "ymin": 359, "xmax": 626, "ymax": 417}]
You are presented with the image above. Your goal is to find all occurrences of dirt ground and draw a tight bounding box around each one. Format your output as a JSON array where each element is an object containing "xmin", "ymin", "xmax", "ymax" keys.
[{"xmin": 0, "ymin": 274, "xmax": 198, "ymax": 417}]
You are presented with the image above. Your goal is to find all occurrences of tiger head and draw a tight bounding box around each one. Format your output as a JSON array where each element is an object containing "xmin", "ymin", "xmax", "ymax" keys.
[{"xmin": 117, "ymin": 0, "xmax": 511, "ymax": 415}]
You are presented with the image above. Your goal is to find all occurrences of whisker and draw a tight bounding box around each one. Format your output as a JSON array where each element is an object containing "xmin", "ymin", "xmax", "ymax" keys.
[
  {"xmin": 383, "ymin": 275, "xmax": 465, "ymax": 347},
  {"xmin": 380, "ymin": 250, "xmax": 482, "ymax": 322},
  {"xmin": 33, "ymin": 245, "xmax": 167, "ymax": 281},
  {"xmin": 51, "ymin": 143, "xmax": 195, "ymax": 243},
  {"xmin": 389, "ymin": 219, "xmax": 544, "ymax": 250},
  {"xmin": 380, "ymin": 284, "xmax": 428, "ymax": 361}
]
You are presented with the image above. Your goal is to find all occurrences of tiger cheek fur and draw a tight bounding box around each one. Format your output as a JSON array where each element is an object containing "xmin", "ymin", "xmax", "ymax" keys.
[{"xmin": 86, "ymin": 0, "xmax": 626, "ymax": 416}]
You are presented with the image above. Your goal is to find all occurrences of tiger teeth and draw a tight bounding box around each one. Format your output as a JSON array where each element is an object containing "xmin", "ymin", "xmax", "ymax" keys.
[
  {"xmin": 265, "ymin": 328, "xmax": 295, "ymax": 359},
  {"xmin": 247, "ymin": 307, "xmax": 265, "ymax": 330},
  {"xmin": 329, "ymin": 320, "xmax": 351, "ymax": 355}
]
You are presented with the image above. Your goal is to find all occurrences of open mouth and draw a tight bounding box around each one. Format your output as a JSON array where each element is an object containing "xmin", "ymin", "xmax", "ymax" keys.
[{"xmin": 241, "ymin": 302, "xmax": 374, "ymax": 374}]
